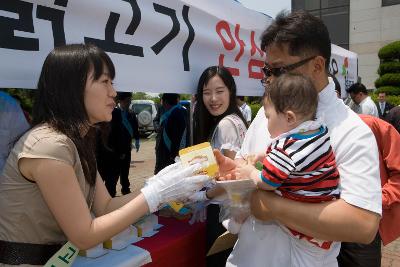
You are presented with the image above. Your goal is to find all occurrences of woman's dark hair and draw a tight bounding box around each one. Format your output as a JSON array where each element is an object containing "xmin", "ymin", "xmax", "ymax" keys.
[
  {"xmin": 260, "ymin": 10, "xmax": 331, "ymax": 71},
  {"xmin": 193, "ymin": 66, "xmax": 247, "ymax": 145},
  {"xmin": 32, "ymin": 44, "xmax": 115, "ymax": 186}
]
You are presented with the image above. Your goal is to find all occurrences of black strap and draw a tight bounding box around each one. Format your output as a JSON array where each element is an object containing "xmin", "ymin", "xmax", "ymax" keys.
[{"xmin": 0, "ymin": 240, "xmax": 62, "ymax": 265}]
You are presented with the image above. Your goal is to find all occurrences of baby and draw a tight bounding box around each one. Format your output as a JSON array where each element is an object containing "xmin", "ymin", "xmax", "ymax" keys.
[{"xmin": 235, "ymin": 73, "xmax": 340, "ymax": 250}]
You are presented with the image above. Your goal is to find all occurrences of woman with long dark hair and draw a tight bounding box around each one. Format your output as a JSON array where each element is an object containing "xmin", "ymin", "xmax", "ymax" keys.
[
  {"xmin": 0, "ymin": 44, "xmax": 207, "ymax": 266},
  {"xmin": 192, "ymin": 66, "xmax": 248, "ymax": 266}
]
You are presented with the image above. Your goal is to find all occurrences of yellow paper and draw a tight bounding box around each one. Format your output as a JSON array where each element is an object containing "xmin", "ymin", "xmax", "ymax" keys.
[{"xmin": 179, "ymin": 142, "xmax": 218, "ymax": 178}]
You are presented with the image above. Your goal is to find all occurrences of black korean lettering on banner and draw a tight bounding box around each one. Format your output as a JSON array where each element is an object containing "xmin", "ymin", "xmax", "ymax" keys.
[
  {"xmin": 85, "ymin": 0, "xmax": 144, "ymax": 57},
  {"xmin": 36, "ymin": 1, "xmax": 68, "ymax": 47},
  {"xmin": 181, "ymin": 5, "xmax": 194, "ymax": 71},
  {"xmin": 0, "ymin": 0, "xmax": 39, "ymax": 51},
  {"xmin": 151, "ymin": 4, "xmax": 194, "ymax": 71},
  {"xmin": 151, "ymin": 4, "xmax": 180, "ymax": 55}
]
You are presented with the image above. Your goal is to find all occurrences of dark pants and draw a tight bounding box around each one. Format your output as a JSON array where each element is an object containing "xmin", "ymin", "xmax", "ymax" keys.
[
  {"xmin": 337, "ymin": 233, "xmax": 381, "ymax": 267},
  {"xmin": 98, "ymin": 152, "xmax": 131, "ymax": 197},
  {"xmin": 206, "ymin": 204, "xmax": 232, "ymax": 267},
  {"xmin": 119, "ymin": 152, "xmax": 131, "ymax": 194}
]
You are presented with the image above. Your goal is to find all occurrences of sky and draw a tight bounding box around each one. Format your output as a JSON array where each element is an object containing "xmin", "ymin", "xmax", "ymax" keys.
[{"xmin": 238, "ymin": 0, "xmax": 292, "ymax": 18}]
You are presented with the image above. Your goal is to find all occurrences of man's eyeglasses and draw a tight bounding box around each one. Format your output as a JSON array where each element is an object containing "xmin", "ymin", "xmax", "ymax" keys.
[{"xmin": 261, "ymin": 56, "xmax": 316, "ymax": 79}]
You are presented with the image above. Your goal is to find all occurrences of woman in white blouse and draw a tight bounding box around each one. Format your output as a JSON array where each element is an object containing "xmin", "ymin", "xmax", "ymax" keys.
[{"xmin": 192, "ymin": 66, "xmax": 248, "ymax": 266}]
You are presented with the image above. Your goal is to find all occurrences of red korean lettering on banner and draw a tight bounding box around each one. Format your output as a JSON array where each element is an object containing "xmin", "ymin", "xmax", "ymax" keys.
[
  {"xmin": 216, "ymin": 20, "xmax": 240, "ymax": 76},
  {"xmin": 215, "ymin": 20, "xmax": 265, "ymax": 79},
  {"xmin": 248, "ymin": 31, "xmax": 264, "ymax": 79}
]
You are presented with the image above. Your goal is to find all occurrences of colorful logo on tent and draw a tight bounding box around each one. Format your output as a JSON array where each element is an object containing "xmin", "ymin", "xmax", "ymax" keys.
[{"xmin": 341, "ymin": 57, "xmax": 349, "ymax": 76}]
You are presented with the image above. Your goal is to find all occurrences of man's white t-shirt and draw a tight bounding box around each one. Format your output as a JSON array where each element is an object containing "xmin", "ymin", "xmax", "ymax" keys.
[
  {"xmin": 359, "ymin": 96, "xmax": 379, "ymax": 117},
  {"xmin": 239, "ymin": 103, "xmax": 252, "ymax": 124},
  {"xmin": 228, "ymin": 79, "xmax": 381, "ymax": 267}
]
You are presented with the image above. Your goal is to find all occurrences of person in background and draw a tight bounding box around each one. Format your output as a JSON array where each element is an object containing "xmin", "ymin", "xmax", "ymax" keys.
[
  {"xmin": 11, "ymin": 94, "xmax": 32, "ymax": 125},
  {"xmin": 0, "ymin": 44, "xmax": 208, "ymax": 266},
  {"xmin": 346, "ymin": 83, "xmax": 379, "ymax": 117},
  {"xmin": 376, "ymin": 92, "xmax": 394, "ymax": 120},
  {"xmin": 154, "ymin": 93, "xmax": 187, "ymax": 174},
  {"xmin": 338, "ymin": 115, "xmax": 400, "ymax": 267},
  {"xmin": 236, "ymin": 96, "xmax": 252, "ymax": 126},
  {"xmin": 192, "ymin": 65, "xmax": 248, "ymax": 267},
  {"xmin": 0, "ymin": 91, "xmax": 30, "ymax": 173},
  {"xmin": 386, "ymin": 105, "xmax": 400, "ymax": 133},
  {"xmin": 97, "ymin": 92, "xmax": 140, "ymax": 197},
  {"xmin": 331, "ymin": 70, "xmax": 400, "ymax": 267}
]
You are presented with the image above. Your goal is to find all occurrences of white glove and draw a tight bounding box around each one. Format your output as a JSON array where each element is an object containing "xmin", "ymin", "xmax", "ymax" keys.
[
  {"xmin": 188, "ymin": 190, "xmax": 209, "ymax": 203},
  {"xmin": 189, "ymin": 202, "xmax": 208, "ymax": 225},
  {"xmin": 141, "ymin": 162, "xmax": 209, "ymax": 213}
]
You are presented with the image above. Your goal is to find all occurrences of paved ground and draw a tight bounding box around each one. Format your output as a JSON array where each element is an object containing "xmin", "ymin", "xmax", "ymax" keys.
[
  {"xmin": 120, "ymin": 137, "xmax": 400, "ymax": 266},
  {"xmin": 115, "ymin": 135, "xmax": 157, "ymax": 197}
]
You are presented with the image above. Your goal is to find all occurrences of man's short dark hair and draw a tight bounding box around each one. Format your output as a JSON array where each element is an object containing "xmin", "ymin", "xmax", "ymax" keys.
[
  {"xmin": 260, "ymin": 10, "xmax": 331, "ymax": 70},
  {"xmin": 162, "ymin": 93, "xmax": 179, "ymax": 106},
  {"xmin": 346, "ymin": 83, "xmax": 368, "ymax": 95},
  {"xmin": 117, "ymin": 92, "xmax": 132, "ymax": 101}
]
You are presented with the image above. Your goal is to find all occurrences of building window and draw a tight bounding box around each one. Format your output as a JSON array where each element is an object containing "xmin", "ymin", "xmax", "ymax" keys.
[
  {"xmin": 382, "ymin": 0, "xmax": 400, "ymax": 6},
  {"xmin": 291, "ymin": 0, "xmax": 350, "ymax": 50}
]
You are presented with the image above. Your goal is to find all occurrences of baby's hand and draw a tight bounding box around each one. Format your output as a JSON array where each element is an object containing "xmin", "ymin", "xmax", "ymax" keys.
[{"xmin": 255, "ymin": 152, "xmax": 266, "ymax": 163}]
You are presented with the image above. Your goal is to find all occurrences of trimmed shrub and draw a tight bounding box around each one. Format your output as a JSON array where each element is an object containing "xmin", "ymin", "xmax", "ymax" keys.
[
  {"xmin": 375, "ymin": 86, "xmax": 400, "ymax": 96},
  {"xmin": 249, "ymin": 103, "xmax": 261, "ymax": 122},
  {"xmin": 375, "ymin": 73, "xmax": 400, "ymax": 88},
  {"xmin": 378, "ymin": 61, "xmax": 400, "ymax": 75},
  {"xmin": 371, "ymin": 93, "xmax": 400, "ymax": 106},
  {"xmin": 378, "ymin": 41, "xmax": 400, "ymax": 60}
]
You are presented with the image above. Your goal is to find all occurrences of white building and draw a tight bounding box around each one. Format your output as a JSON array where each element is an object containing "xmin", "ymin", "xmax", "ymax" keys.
[
  {"xmin": 350, "ymin": 0, "xmax": 400, "ymax": 89},
  {"xmin": 292, "ymin": 0, "xmax": 400, "ymax": 89}
]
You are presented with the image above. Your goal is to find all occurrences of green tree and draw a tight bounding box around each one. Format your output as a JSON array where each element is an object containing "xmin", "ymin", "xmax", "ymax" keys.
[{"xmin": 4, "ymin": 88, "xmax": 36, "ymax": 114}]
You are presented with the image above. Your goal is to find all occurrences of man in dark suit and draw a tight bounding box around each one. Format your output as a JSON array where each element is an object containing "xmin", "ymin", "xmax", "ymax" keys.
[
  {"xmin": 376, "ymin": 92, "xmax": 394, "ymax": 120},
  {"xmin": 96, "ymin": 92, "xmax": 140, "ymax": 197},
  {"xmin": 154, "ymin": 93, "xmax": 187, "ymax": 174}
]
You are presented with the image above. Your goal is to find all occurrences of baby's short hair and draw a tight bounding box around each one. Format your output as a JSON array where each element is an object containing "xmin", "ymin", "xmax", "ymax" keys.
[{"xmin": 266, "ymin": 73, "xmax": 318, "ymax": 120}]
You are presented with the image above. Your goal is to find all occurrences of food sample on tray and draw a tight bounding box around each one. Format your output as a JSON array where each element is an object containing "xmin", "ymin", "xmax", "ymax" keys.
[
  {"xmin": 78, "ymin": 243, "xmax": 108, "ymax": 258},
  {"xmin": 103, "ymin": 226, "xmax": 138, "ymax": 250}
]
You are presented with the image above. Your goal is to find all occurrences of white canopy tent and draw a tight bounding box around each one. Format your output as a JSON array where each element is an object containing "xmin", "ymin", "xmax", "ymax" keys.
[{"xmin": 0, "ymin": 0, "xmax": 357, "ymax": 96}]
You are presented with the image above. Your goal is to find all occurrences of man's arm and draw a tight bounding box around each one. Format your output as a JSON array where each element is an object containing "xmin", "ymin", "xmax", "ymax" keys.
[{"xmin": 251, "ymin": 190, "xmax": 380, "ymax": 243}]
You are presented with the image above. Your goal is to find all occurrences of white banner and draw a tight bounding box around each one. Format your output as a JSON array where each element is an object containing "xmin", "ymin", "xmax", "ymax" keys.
[
  {"xmin": 0, "ymin": 0, "xmax": 357, "ymax": 96},
  {"xmin": 0, "ymin": 0, "xmax": 272, "ymax": 96},
  {"xmin": 330, "ymin": 44, "xmax": 358, "ymax": 98}
]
